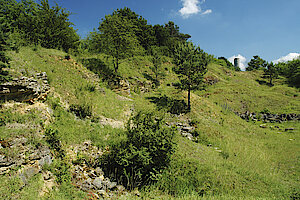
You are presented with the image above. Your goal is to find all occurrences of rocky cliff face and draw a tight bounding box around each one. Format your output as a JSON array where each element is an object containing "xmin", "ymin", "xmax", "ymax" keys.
[{"xmin": 0, "ymin": 72, "xmax": 50, "ymax": 102}]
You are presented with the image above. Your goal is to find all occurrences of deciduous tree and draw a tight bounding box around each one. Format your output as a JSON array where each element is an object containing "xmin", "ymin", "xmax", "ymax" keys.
[{"xmin": 98, "ymin": 13, "xmax": 141, "ymax": 73}]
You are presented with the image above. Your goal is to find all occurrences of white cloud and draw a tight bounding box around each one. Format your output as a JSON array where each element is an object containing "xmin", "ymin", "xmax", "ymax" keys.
[
  {"xmin": 273, "ymin": 53, "xmax": 300, "ymax": 64},
  {"xmin": 179, "ymin": 0, "xmax": 212, "ymax": 18},
  {"xmin": 228, "ymin": 54, "xmax": 247, "ymax": 71},
  {"xmin": 202, "ymin": 9, "xmax": 212, "ymax": 15}
]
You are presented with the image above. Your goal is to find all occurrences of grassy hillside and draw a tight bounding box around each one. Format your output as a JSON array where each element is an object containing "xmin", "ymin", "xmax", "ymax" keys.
[
  {"xmin": 1, "ymin": 46, "xmax": 299, "ymax": 199},
  {"xmin": 200, "ymin": 64, "xmax": 299, "ymax": 114}
]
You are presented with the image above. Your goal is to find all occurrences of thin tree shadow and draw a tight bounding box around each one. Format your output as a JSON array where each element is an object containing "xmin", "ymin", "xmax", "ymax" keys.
[
  {"xmin": 147, "ymin": 95, "xmax": 188, "ymax": 114},
  {"xmin": 142, "ymin": 73, "xmax": 159, "ymax": 87},
  {"xmin": 81, "ymin": 58, "xmax": 117, "ymax": 82}
]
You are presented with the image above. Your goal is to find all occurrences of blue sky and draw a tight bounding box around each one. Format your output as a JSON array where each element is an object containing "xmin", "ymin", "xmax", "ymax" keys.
[{"xmin": 49, "ymin": 0, "xmax": 299, "ymax": 69}]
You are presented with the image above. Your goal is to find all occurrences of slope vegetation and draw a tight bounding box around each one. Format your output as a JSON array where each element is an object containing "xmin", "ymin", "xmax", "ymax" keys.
[{"xmin": 0, "ymin": 47, "xmax": 299, "ymax": 199}]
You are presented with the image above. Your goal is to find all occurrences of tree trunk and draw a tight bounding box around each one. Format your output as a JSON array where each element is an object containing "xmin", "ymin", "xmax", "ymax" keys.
[
  {"xmin": 187, "ymin": 85, "xmax": 191, "ymax": 112},
  {"xmin": 115, "ymin": 56, "xmax": 119, "ymax": 73},
  {"xmin": 113, "ymin": 57, "xmax": 116, "ymax": 72}
]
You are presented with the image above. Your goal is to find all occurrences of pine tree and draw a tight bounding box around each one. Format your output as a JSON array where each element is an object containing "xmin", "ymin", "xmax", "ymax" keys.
[
  {"xmin": 246, "ymin": 55, "xmax": 267, "ymax": 71},
  {"xmin": 0, "ymin": 25, "xmax": 10, "ymax": 83},
  {"xmin": 173, "ymin": 42, "xmax": 209, "ymax": 111},
  {"xmin": 264, "ymin": 62, "xmax": 278, "ymax": 85},
  {"xmin": 150, "ymin": 48, "xmax": 163, "ymax": 87}
]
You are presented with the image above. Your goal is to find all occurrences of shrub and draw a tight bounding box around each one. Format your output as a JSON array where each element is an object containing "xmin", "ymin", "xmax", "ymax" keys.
[
  {"xmin": 51, "ymin": 159, "xmax": 71, "ymax": 184},
  {"xmin": 69, "ymin": 103, "xmax": 92, "ymax": 119},
  {"xmin": 260, "ymin": 108, "xmax": 270, "ymax": 114},
  {"xmin": 45, "ymin": 128, "xmax": 65, "ymax": 158},
  {"xmin": 101, "ymin": 111, "xmax": 176, "ymax": 189}
]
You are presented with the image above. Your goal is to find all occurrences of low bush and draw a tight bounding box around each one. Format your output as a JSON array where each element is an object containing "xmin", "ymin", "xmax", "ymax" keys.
[
  {"xmin": 45, "ymin": 128, "xmax": 65, "ymax": 158},
  {"xmin": 101, "ymin": 111, "xmax": 177, "ymax": 189}
]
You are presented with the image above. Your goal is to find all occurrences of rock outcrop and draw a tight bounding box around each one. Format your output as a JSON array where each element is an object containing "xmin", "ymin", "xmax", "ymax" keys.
[
  {"xmin": 166, "ymin": 121, "xmax": 196, "ymax": 140},
  {"xmin": 0, "ymin": 136, "xmax": 52, "ymax": 186},
  {"xmin": 0, "ymin": 72, "xmax": 50, "ymax": 102},
  {"xmin": 236, "ymin": 111, "xmax": 300, "ymax": 123},
  {"xmin": 68, "ymin": 141, "xmax": 127, "ymax": 198}
]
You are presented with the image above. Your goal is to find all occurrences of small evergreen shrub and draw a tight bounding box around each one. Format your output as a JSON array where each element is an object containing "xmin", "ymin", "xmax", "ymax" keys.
[
  {"xmin": 51, "ymin": 159, "xmax": 71, "ymax": 184},
  {"xmin": 101, "ymin": 111, "xmax": 177, "ymax": 189},
  {"xmin": 45, "ymin": 128, "xmax": 65, "ymax": 158}
]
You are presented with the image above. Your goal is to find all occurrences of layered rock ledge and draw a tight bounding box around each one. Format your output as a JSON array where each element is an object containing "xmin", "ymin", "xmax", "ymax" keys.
[{"xmin": 0, "ymin": 72, "xmax": 50, "ymax": 102}]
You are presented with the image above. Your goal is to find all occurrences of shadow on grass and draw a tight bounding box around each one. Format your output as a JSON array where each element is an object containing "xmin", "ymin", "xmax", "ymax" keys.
[
  {"xmin": 81, "ymin": 58, "xmax": 117, "ymax": 82},
  {"xmin": 147, "ymin": 95, "xmax": 188, "ymax": 115},
  {"xmin": 142, "ymin": 73, "xmax": 160, "ymax": 87},
  {"xmin": 256, "ymin": 79, "xmax": 273, "ymax": 86}
]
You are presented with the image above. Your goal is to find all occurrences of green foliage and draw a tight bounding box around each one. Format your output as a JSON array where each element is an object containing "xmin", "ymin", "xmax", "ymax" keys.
[
  {"xmin": 148, "ymin": 95, "xmax": 188, "ymax": 115},
  {"xmin": 98, "ymin": 11, "xmax": 142, "ymax": 73},
  {"xmin": 173, "ymin": 42, "xmax": 209, "ymax": 111},
  {"xmin": 81, "ymin": 58, "xmax": 117, "ymax": 83},
  {"xmin": 101, "ymin": 111, "xmax": 176, "ymax": 189},
  {"xmin": 45, "ymin": 128, "xmax": 65, "ymax": 158},
  {"xmin": 87, "ymin": 7, "xmax": 190, "ymax": 60},
  {"xmin": 246, "ymin": 55, "xmax": 268, "ymax": 71},
  {"xmin": 0, "ymin": 174, "xmax": 22, "ymax": 199},
  {"xmin": 0, "ymin": 0, "xmax": 79, "ymax": 52},
  {"xmin": 150, "ymin": 47, "xmax": 163, "ymax": 86},
  {"xmin": 217, "ymin": 57, "xmax": 240, "ymax": 71},
  {"xmin": 153, "ymin": 21, "xmax": 191, "ymax": 56},
  {"xmin": 0, "ymin": 20, "xmax": 10, "ymax": 83},
  {"xmin": 276, "ymin": 58, "xmax": 300, "ymax": 87},
  {"xmin": 156, "ymin": 158, "xmax": 218, "ymax": 197},
  {"xmin": 114, "ymin": 7, "xmax": 157, "ymax": 51},
  {"xmin": 264, "ymin": 62, "xmax": 279, "ymax": 85},
  {"xmin": 3, "ymin": 18, "xmax": 299, "ymax": 198},
  {"xmin": 51, "ymin": 159, "xmax": 71, "ymax": 184}
]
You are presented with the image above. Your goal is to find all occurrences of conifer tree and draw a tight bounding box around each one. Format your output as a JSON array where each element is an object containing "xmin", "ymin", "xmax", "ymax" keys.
[
  {"xmin": 150, "ymin": 50, "xmax": 163, "ymax": 87},
  {"xmin": 264, "ymin": 62, "xmax": 278, "ymax": 85},
  {"xmin": 173, "ymin": 42, "xmax": 209, "ymax": 111},
  {"xmin": 246, "ymin": 55, "xmax": 267, "ymax": 71},
  {"xmin": 0, "ymin": 21, "xmax": 10, "ymax": 83}
]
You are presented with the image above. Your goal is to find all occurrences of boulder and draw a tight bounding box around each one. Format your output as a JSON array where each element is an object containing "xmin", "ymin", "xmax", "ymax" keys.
[{"xmin": 93, "ymin": 177, "xmax": 103, "ymax": 189}]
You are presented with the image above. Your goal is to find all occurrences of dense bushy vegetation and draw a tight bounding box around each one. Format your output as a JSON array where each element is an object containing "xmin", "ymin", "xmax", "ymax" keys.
[
  {"xmin": 215, "ymin": 57, "xmax": 240, "ymax": 71},
  {"xmin": 0, "ymin": 32, "xmax": 10, "ymax": 82},
  {"xmin": 88, "ymin": 7, "xmax": 191, "ymax": 58},
  {"xmin": 276, "ymin": 58, "xmax": 300, "ymax": 87},
  {"xmin": 0, "ymin": 0, "xmax": 79, "ymax": 52},
  {"xmin": 246, "ymin": 54, "xmax": 299, "ymax": 87},
  {"xmin": 101, "ymin": 111, "xmax": 176, "ymax": 189},
  {"xmin": 246, "ymin": 55, "xmax": 268, "ymax": 71}
]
